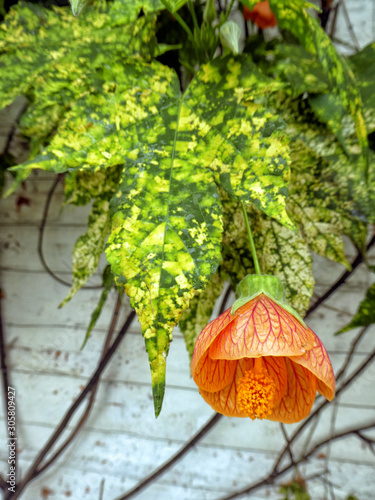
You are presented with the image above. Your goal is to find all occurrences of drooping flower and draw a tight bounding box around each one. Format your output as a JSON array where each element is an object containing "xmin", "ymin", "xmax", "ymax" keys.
[
  {"xmin": 243, "ymin": 1, "xmax": 277, "ymax": 29},
  {"xmin": 191, "ymin": 275, "xmax": 335, "ymax": 423}
]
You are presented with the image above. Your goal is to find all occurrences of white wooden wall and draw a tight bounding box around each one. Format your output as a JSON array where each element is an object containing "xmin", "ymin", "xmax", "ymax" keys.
[
  {"xmin": 1, "ymin": 159, "xmax": 375, "ymax": 500},
  {"xmin": 1, "ymin": 2, "xmax": 375, "ymax": 499}
]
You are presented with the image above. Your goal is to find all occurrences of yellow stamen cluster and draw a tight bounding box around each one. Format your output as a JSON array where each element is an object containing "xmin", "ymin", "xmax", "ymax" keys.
[{"xmin": 237, "ymin": 368, "xmax": 276, "ymax": 420}]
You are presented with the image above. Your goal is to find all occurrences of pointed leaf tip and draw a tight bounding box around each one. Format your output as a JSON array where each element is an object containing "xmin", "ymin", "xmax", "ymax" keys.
[{"xmin": 152, "ymin": 382, "xmax": 165, "ymax": 418}]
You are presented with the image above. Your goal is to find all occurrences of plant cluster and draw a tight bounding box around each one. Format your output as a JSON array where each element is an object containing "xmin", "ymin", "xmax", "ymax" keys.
[{"xmin": 0, "ymin": 0, "xmax": 375, "ymax": 422}]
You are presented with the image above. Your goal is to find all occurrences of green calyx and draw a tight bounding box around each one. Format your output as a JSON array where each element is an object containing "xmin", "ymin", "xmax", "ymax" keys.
[{"xmin": 231, "ymin": 274, "xmax": 307, "ymax": 328}]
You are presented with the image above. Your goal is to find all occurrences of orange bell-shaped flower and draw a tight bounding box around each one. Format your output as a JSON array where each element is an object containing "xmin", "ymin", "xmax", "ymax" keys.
[
  {"xmin": 191, "ymin": 275, "xmax": 335, "ymax": 423},
  {"xmin": 243, "ymin": 1, "xmax": 277, "ymax": 29}
]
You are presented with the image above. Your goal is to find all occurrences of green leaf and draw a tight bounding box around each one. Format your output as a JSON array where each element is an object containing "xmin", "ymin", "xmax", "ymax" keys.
[
  {"xmin": 271, "ymin": 93, "xmax": 369, "ymax": 251},
  {"xmin": 179, "ymin": 271, "xmax": 224, "ymax": 360},
  {"xmin": 337, "ymin": 283, "xmax": 375, "ymax": 334},
  {"xmin": 162, "ymin": 0, "xmax": 189, "ymax": 13},
  {"xmin": 349, "ymin": 42, "xmax": 375, "ymax": 134},
  {"xmin": 64, "ymin": 166, "xmax": 121, "ymax": 206},
  {"xmin": 242, "ymin": 0, "xmax": 368, "ymax": 171},
  {"xmin": 60, "ymin": 199, "xmax": 110, "ymax": 307},
  {"xmin": 0, "ymin": 1, "xmax": 158, "ymax": 140},
  {"xmin": 308, "ymin": 94, "xmax": 349, "ymax": 154},
  {"xmin": 268, "ymin": 0, "xmax": 368, "ymax": 172},
  {"xmin": 108, "ymin": 0, "xmax": 164, "ymax": 23},
  {"xmin": 279, "ymin": 479, "xmax": 310, "ymax": 500},
  {"xmin": 81, "ymin": 265, "xmax": 116, "ymax": 348},
  {"xmin": 287, "ymin": 140, "xmax": 352, "ymax": 269},
  {"xmin": 270, "ymin": 43, "xmax": 329, "ymax": 96}
]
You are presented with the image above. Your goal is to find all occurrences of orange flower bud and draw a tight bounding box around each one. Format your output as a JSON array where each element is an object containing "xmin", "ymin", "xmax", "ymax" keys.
[
  {"xmin": 243, "ymin": 1, "xmax": 277, "ymax": 29},
  {"xmin": 191, "ymin": 275, "xmax": 335, "ymax": 423}
]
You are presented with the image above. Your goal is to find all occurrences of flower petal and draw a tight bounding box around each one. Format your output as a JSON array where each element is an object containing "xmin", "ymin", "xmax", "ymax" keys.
[
  {"xmin": 289, "ymin": 334, "xmax": 335, "ymax": 401},
  {"xmin": 208, "ymin": 295, "xmax": 315, "ymax": 360},
  {"xmin": 199, "ymin": 356, "xmax": 287, "ymax": 417},
  {"xmin": 193, "ymin": 352, "xmax": 236, "ymax": 393},
  {"xmin": 269, "ymin": 359, "xmax": 317, "ymax": 424},
  {"xmin": 199, "ymin": 359, "xmax": 246, "ymax": 417},
  {"xmin": 263, "ymin": 356, "xmax": 287, "ymax": 407},
  {"xmin": 244, "ymin": 1, "xmax": 277, "ymax": 29},
  {"xmin": 191, "ymin": 306, "xmax": 235, "ymax": 376}
]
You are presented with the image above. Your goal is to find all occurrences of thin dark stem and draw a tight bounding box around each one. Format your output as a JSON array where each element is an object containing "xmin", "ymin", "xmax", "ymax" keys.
[
  {"xmin": 340, "ymin": 0, "xmax": 360, "ymax": 51},
  {"xmin": 6, "ymin": 309, "xmax": 135, "ymax": 500},
  {"xmin": 220, "ymin": 421, "xmax": 375, "ymax": 500},
  {"xmin": 241, "ymin": 201, "xmax": 261, "ymax": 275},
  {"xmin": 0, "ymin": 289, "xmax": 10, "ymax": 437},
  {"xmin": 219, "ymin": 283, "xmax": 233, "ymax": 315},
  {"xmin": 0, "ymin": 476, "xmax": 7, "ymax": 491},
  {"xmin": 116, "ymin": 413, "xmax": 222, "ymax": 500},
  {"xmin": 273, "ymin": 346, "xmax": 375, "ymax": 474},
  {"xmin": 0, "ymin": 288, "xmax": 16, "ymax": 487},
  {"xmin": 335, "ymin": 325, "xmax": 369, "ymax": 383},
  {"xmin": 33, "ymin": 294, "xmax": 122, "ymax": 479},
  {"xmin": 38, "ymin": 175, "xmax": 101, "ymax": 289},
  {"xmin": 306, "ymin": 235, "xmax": 375, "ymax": 316},
  {"xmin": 279, "ymin": 424, "xmax": 295, "ymax": 465},
  {"xmin": 306, "ymin": 421, "xmax": 375, "ymax": 459},
  {"xmin": 38, "ymin": 175, "xmax": 71, "ymax": 287},
  {"xmin": 329, "ymin": 2, "xmax": 340, "ymax": 38},
  {"xmin": 355, "ymin": 431, "xmax": 375, "ymax": 455}
]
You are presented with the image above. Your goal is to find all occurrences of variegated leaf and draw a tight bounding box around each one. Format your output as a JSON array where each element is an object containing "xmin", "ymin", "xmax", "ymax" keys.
[
  {"xmin": 0, "ymin": 1, "xmax": 158, "ymax": 141},
  {"xmin": 60, "ymin": 199, "xmax": 110, "ymax": 307},
  {"xmin": 269, "ymin": 0, "xmax": 368, "ymax": 171},
  {"xmin": 64, "ymin": 166, "xmax": 121, "ymax": 206},
  {"xmin": 288, "ymin": 140, "xmax": 351, "ymax": 269},
  {"xmin": 107, "ymin": 149, "xmax": 223, "ymax": 415},
  {"xmin": 252, "ymin": 212, "xmax": 315, "ymax": 316},
  {"xmin": 243, "ymin": 0, "xmax": 368, "ymax": 171},
  {"xmin": 81, "ymin": 266, "xmax": 117, "ymax": 348},
  {"xmin": 349, "ymin": 42, "xmax": 375, "ymax": 133},
  {"xmin": 273, "ymin": 93, "xmax": 373, "ymax": 241}
]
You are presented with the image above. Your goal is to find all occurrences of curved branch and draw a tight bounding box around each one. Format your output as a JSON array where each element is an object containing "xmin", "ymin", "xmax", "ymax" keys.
[
  {"xmin": 116, "ymin": 413, "xmax": 222, "ymax": 500},
  {"xmin": 33, "ymin": 294, "xmax": 122, "ymax": 479},
  {"xmin": 38, "ymin": 175, "xmax": 102, "ymax": 289},
  {"xmin": 220, "ymin": 421, "xmax": 375, "ymax": 500},
  {"xmin": 7, "ymin": 309, "xmax": 135, "ymax": 500},
  {"xmin": 306, "ymin": 234, "xmax": 375, "ymax": 316}
]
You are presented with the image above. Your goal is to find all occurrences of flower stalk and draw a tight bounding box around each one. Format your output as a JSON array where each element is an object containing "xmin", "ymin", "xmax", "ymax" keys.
[{"xmin": 241, "ymin": 201, "xmax": 261, "ymax": 275}]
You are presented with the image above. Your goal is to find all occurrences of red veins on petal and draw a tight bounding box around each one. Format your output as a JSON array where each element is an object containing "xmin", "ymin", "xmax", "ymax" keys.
[
  {"xmin": 191, "ymin": 293, "xmax": 335, "ymax": 423},
  {"xmin": 289, "ymin": 333, "xmax": 335, "ymax": 401},
  {"xmin": 194, "ymin": 353, "xmax": 236, "ymax": 393},
  {"xmin": 269, "ymin": 359, "xmax": 317, "ymax": 424},
  {"xmin": 208, "ymin": 295, "xmax": 316, "ymax": 360}
]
